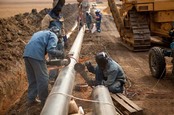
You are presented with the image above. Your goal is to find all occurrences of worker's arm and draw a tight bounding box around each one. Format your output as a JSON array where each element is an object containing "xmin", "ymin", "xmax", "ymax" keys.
[
  {"xmin": 47, "ymin": 32, "xmax": 64, "ymax": 58},
  {"xmin": 85, "ymin": 61, "xmax": 96, "ymax": 74}
]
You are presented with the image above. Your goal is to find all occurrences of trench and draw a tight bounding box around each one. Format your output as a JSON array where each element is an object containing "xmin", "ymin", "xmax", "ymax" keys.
[{"xmin": 0, "ymin": 3, "xmax": 78, "ymax": 114}]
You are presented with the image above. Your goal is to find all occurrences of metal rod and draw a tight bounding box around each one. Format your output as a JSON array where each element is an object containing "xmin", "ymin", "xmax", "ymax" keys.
[
  {"xmin": 41, "ymin": 25, "xmax": 86, "ymax": 115},
  {"xmin": 92, "ymin": 85, "xmax": 120, "ymax": 115}
]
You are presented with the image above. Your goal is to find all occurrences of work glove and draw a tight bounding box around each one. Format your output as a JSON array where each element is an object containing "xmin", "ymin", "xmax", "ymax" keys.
[
  {"xmin": 85, "ymin": 61, "xmax": 95, "ymax": 73},
  {"xmin": 55, "ymin": 50, "xmax": 65, "ymax": 59},
  {"xmin": 85, "ymin": 61, "xmax": 92, "ymax": 68},
  {"xmin": 63, "ymin": 35, "xmax": 68, "ymax": 42}
]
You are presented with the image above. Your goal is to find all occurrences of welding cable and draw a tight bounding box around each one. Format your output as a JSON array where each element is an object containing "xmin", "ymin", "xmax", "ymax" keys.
[
  {"xmin": 48, "ymin": 92, "xmax": 119, "ymax": 111},
  {"xmin": 151, "ymin": 68, "xmax": 166, "ymax": 90}
]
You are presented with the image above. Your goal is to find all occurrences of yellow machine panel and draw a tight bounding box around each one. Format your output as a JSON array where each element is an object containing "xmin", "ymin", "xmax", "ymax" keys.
[
  {"xmin": 136, "ymin": 0, "xmax": 154, "ymax": 3},
  {"xmin": 136, "ymin": 3, "xmax": 153, "ymax": 11},
  {"xmin": 154, "ymin": 11, "xmax": 174, "ymax": 22},
  {"xmin": 154, "ymin": 1, "xmax": 174, "ymax": 11}
]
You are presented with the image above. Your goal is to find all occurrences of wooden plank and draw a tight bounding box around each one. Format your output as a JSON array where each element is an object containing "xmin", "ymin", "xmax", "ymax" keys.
[
  {"xmin": 117, "ymin": 93, "xmax": 143, "ymax": 114},
  {"xmin": 111, "ymin": 94, "xmax": 137, "ymax": 115}
]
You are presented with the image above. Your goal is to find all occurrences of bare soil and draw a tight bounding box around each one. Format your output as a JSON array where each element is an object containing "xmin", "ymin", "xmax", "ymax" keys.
[
  {"xmin": 0, "ymin": 3, "xmax": 78, "ymax": 114},
  {"xmin": 1, "ymin": 2, "xmax": 174, "ymax": 115}
]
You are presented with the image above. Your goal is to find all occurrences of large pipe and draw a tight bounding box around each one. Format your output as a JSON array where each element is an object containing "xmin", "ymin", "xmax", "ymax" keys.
[
  {"xmin": 92, "ymin": 85, "xmax": 120, "ymax": 115},
  {"xmin": 41, "ymin": 25, "xmax": 86, "ymax": 115},
  {"xmin": 66, "ymin": 21, "xmax": 78, "ymax": 38}
]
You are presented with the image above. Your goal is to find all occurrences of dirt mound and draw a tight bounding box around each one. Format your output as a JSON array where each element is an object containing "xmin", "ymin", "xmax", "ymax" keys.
[
  {"xmin": 0, "ymin": 3, "xmax": 78, "ymax": 114},
  {"xmin": 102, "ymin": 6, "xmax": 111, "ymax": 15}
]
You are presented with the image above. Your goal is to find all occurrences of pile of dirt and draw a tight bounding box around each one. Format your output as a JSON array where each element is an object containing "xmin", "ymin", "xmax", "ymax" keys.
[
  {"xmin": 0, "ymin": 3, "xmax": 78, "ymax": 114},
  {"xmin": 102, "ymin": 6, "xmax": 111, "ymax": 15}
]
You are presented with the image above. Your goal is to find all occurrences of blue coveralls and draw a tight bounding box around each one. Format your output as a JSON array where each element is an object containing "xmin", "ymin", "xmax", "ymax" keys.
[
  {"xmin": 23, "ymin": 30, "xmax": 63, "ymax": 105},
  {"xmin": 95, "ymin": 12, "xmax": 102, "ymax": 32},
  {"xmin": 87, "ymin": 58, "xmax": 126, "ymax": 93}
]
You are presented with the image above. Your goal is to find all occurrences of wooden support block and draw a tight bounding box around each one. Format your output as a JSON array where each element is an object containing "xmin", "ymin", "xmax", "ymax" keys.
[{"xmin": 111, "ymin": 93, "xmax": 143, "ymax": 115}]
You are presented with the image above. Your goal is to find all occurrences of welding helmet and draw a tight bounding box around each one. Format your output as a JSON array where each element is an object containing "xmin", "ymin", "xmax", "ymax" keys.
[{"xmin": 95, "ymin": 52, "xmax": 108, "ymax": 69}]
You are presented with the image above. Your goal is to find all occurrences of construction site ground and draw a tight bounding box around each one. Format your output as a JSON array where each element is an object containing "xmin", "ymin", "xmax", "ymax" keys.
[{"xmin": 1, "ymin": 1, "xmax": 174, "ymax": 115}]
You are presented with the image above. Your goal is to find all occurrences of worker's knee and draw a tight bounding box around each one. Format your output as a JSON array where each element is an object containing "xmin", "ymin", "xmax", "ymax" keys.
[{"xmin": 108, "ymin": 81, "xmax": 124, "ymax": 93}]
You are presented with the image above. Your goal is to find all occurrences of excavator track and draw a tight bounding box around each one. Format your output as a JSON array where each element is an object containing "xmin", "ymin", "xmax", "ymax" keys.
[{"xmin": 122, "ymin": 9, "xmax": 151, "ymax": 51}]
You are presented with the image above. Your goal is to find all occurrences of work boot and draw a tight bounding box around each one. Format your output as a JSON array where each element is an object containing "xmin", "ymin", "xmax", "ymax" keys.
[{"xmin": 27, "ymin": 99, "xmax": 41, "ymax": 108}]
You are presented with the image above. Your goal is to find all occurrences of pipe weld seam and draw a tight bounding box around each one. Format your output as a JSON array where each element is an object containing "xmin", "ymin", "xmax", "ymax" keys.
[{"xmin": 69, "ymin": 56, "xmax": 78, "ymax": 63}]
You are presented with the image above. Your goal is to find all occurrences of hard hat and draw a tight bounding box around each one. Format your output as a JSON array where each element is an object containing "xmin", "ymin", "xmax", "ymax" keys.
[
  {"xmin": 95, "ymin": 52, "xmax": 108, "ymax": 69},
  {"xmin": 95, "ymin": 9, "xmax": 100, "ymax": 13}
]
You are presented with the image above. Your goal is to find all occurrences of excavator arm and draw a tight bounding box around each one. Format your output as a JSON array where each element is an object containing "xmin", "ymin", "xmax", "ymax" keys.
[{"xmin": 108, "ymin": 0, "xmax": 124, "ymax": 37}]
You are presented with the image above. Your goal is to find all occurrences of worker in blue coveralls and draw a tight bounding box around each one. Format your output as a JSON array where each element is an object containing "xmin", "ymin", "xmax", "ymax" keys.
[
  {"xmin": 85, "ymin": 52, "xmax": 126, "ymax": 93},
  {"xmin": 95, "ymin": 9, "xmax": 102, "ymax": 32},
  {"xmin": 85, "ymin": 11, "xmax": 92, "ymax": 31},
  {"xmin": 23, "ymin": 26, "xmax": 64, "ymax": 107}
]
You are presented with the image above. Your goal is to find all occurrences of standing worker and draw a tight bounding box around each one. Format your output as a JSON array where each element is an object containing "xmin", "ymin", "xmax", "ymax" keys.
[
  {"xmin": 85, "ymin": 11, "xmax": 92, "ymax": 31},
  {"xmin": 85, "ymin": 52, "xmax": 126, "ymax": 93},
  {"xmin": 77, "ymin": 3, "xmax": 84, "ymax": 30},
  {"xmin": 95, "ymin": 9, "xmax": 102, "ymax": 33},
  {"xmin": 23, "ymin": 27, "xmax": 64, "ymax": 107},
  {"xmin": 81, "ymin": 0, "xmax": 90, "ymax": 23}
]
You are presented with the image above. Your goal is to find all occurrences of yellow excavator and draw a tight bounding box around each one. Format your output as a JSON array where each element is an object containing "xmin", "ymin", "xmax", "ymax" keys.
[{"xmin": 108, "ymin": 0, "xmax": 174, "ymax": 51}]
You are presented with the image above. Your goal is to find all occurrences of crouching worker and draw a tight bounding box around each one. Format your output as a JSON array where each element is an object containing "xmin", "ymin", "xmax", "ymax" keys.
[
  {"xmin": 23, "ymin": 27, "xmax": 64, "ymax": 107},
  {"xmin": 85, "ymin": 52, "xmax": 126, "ymax": 93}
]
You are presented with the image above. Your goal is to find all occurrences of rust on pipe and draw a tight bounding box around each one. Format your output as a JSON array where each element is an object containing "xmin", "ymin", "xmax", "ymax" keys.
[{"xmin": 41, "ymin": 25, "xmax": 86, "ymax": 115}]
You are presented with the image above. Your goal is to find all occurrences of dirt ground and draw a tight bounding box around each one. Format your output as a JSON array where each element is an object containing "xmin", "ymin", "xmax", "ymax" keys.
[{"xmin": 1, "ymin": 1, "xmax": 174, "ymax": 115}]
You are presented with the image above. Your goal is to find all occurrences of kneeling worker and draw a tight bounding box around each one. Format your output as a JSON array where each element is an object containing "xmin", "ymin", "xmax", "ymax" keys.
[{"xmin": 85, "ymin": 52, "xmax": 126, "ymax": 93}]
